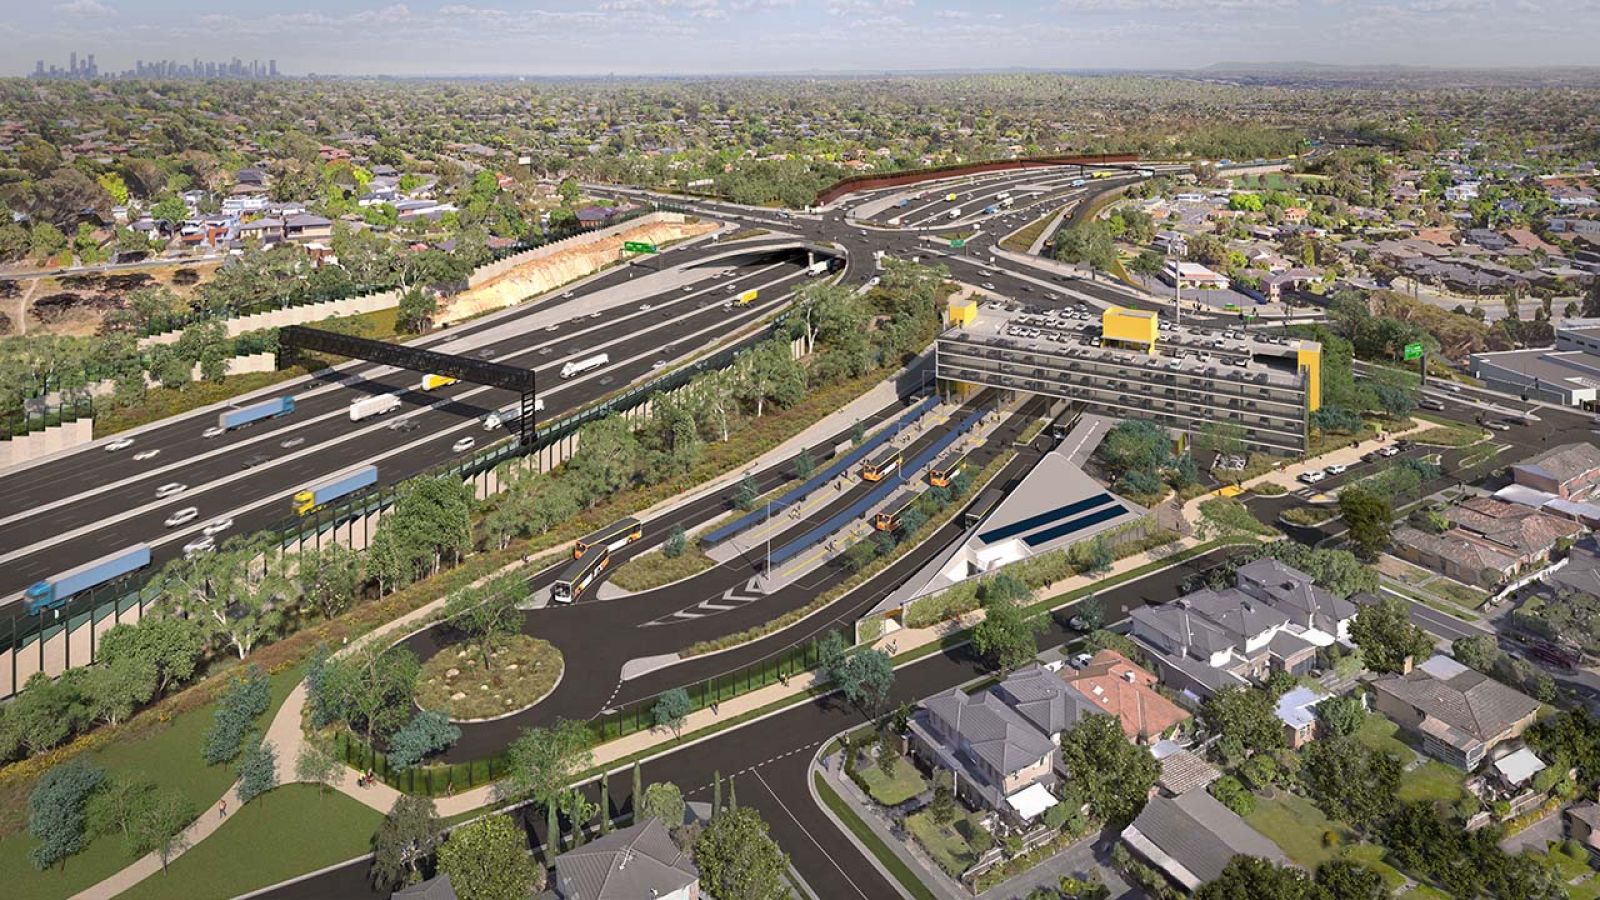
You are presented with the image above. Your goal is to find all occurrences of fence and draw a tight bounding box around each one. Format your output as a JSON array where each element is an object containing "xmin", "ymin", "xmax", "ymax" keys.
[
  {"xmin": 3, "ymin": 393, "xmax": 95, "ymax": 440},
  {"xmin": 338, "ymin": 624, "xmax": 851, "ymax": 795},
  {"xmin": 0, "ymin": 307, "xmax": 774, "ymax": 698}
]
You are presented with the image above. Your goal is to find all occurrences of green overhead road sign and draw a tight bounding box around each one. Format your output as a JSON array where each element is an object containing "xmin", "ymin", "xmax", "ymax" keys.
[
  {"xmin": 950, "ymin": 238, "xmax": 966, "ymax": 249},
  {"xmin": 622, "ymin": 241, "xmax": 658, "ymax": 253},
  {"xmin": 1403, "ymin": 342, "xmax": 1424, "ymax": 361}
]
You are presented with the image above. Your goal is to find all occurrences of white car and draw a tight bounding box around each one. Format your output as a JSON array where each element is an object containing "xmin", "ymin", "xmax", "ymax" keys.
[
  {"xmin": 451, "ymin": 437, "xmax": 477, "ymax": 453},
  {"xmin": 1069, "ymin": 652, "xmax": 1095, "ymax": 669},
  {"xmin": 1298, "ymin": 470, "xmax": 1328, "ymax": 485},
  {"xmin": 638, "ymin": 303, "xmax": 653, "ymax": 311},
  {"xmin": 164, "ymin": 507, "xmax": 200, "ymax": 527},
  {"xmin": 280, "ymin": 437, "xmax": 306, "ymax": 449},
  {"xmin": 182, "ymin": 535, "xmax": 216, "ymax": 557},
  {"xmin": 1326, "ymin": 463, "xmax": 1348, "ymax": 476},
  {"xmin": 133, "ymin": 449, "xmax": 161, "ymax": 461},
  {"xmin": 105, "ymin": 437, "xmax": 135, "ymax": 452},
  {"xmin": 652, "ymin": 360, "xmax": 668, "ymax": 370},
  {"xmin": 155, "ymin": 482, "xmax": 188, "ymax": 499},
  {"xmin": 203, "ymin": 517, "xmax": 234, "ymax": 537},
  {"xmin": 202, "ymin": 426, "xmax": 226, "ymax": 439}
]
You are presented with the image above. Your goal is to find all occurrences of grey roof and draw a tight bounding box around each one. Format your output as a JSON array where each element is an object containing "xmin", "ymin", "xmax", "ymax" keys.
[
  {"xmin": 1158, "ymin": 749, "xmax": 1221, "ymax": 796},
  {"xmin": 1516, "ymin": 442, "xmax": 1600, "ymax": 486},
  {"xmin": 994, "ymin": 664, "xmax": 1097, "ymax": 737},
  {"xmin": 1371, "ymin": 655, "xmax": 1541, "ymax": 748},
  {"xmin": 1237, "ymin": 558, "xmax": 1356, "ymax": 632},
  {"xmin": 1549, "ymin": 537, "xmax": 1600, "ymax": 597},
  {"xmin": 285, "ymin": 213, "xmax": 332, "ymax": 228},
  {"xmin": 1124, "ymin": 790, "xmax": 1288, "ymax": 886},
  {"xmin": 1182, "ymin": 587, "xmax": 1291, "ymax": 641},
  {"xmin": 392, "ymin": 874, "xmax": 456, "ymax": 900},
  {"xmin": 921, "ymin": 686, "xmax": 1057, "ymax": 777},
  {"xmin": 1129, "ymin": 602, "xmax": 1234, "ymax": 658},
  {"xmin": 554, "ymin": 818, "xmax": 696, "ymax": 900}
]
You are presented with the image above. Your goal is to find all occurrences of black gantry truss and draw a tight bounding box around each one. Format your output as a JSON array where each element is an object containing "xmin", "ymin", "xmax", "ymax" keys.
[{"xmin": 278, "ymin": 325, "xmax": 539, "ymax": 446}]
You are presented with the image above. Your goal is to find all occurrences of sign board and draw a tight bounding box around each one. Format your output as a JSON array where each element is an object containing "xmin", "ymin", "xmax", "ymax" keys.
[
  {"xmin": 1403, "ymin": 342, "xmax": 1424, "ymax": 361},
  {"xmin": 950, "ymin": 238, "xmax": 966, "ymax": 249},
  {"xmin": 622, "ymin": 241, "xmax": 657, "ymax": 254},
  {"xmin": 517, "ymin": 155, "xmax": 532, "ymax": 166}
]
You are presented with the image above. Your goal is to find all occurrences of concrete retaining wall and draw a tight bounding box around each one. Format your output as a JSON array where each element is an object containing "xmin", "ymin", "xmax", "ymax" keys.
[{"xmin": 0, "ymin": 419, "xmax": 94, "ymax": 470}]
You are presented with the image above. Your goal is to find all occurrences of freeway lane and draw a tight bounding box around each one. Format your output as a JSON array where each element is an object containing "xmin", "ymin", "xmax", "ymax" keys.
[
  {"xmin": 255, "ymin": 544, "xmax": 1233, "ymax": 900},
  {"xmin": 1, "ymin": 258, "xmax": 820, "ymax": 598}
]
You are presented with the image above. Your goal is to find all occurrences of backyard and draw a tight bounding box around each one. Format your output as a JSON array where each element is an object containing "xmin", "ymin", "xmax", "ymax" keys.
[
  {"xmin": 906, "ymin": 809, "xmax": 988, "ymax": 877},
  {"xmin": 1244, "ymin": 791, "xmax": 1407, "ymax": 890},
  {"xmin": 853, "ymin": 755, "xmax": 929, "ymax": 807}
]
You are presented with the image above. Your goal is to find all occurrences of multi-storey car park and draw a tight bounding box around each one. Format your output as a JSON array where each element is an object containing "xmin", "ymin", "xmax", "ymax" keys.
[{"xmin": 935, "ymin": 301, "xmax": 1322, "ymax": 455}]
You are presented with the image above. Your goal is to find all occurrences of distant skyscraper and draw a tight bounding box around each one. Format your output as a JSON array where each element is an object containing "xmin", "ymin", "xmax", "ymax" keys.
[
  {"xmin": 69, "ymin": 51, "xmax": 77, "ymax": 75},
  {"xmin": 34, "ymin": 60, "xmax": 44, "ymax": 76},
  {"xmin": 269, "ymin": 59, "xmax": 277, "ymax": 77}
]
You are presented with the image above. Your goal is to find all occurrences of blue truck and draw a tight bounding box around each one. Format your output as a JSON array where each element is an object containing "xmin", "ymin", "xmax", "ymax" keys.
[
  {"xmin": 219, "ymin": 396, "xmax": 295, "ymax": 430},
  {"xmin": 293, "ymin": 464, "xmax": 378, "ymax": 515},
  {"xmin": 983, "ymin": 205, "xmax": 998, "ymax": 215},
  {"xmin": 25, "ymin": 544, "xmax": 152, "ymax": 614}
]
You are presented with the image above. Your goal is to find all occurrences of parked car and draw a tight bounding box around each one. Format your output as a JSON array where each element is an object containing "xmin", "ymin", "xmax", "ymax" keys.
[
  {"xmin": 1326, "ymin": 463, "xmax": 1347, "ymax": 476},
  {"xmin": 1069, "ymin": 652, "xmax": 1095, "ymax": 669},
  {"xmin": 1067, "ymin": 615, "xmax": 1089, "ymax": 631},
  {"xmin": 1298, "ymin": 469, "xmax": 1327, "ymax": 484},
  {"xmin": 1378, "ymin": 445, "xmax": 1402, "ymax": 457}
]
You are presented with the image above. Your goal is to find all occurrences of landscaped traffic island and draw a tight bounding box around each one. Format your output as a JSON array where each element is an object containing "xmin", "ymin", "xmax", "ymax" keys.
[{"xmin": 416, "ymin": 635, "xmax": 564, "ymax": 721}]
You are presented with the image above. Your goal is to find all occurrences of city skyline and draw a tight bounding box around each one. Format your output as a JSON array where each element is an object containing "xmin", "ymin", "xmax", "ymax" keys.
[
  {"xmin": 30, "ymin": 51, "xmax": 280, "ymax": 80},
  {"xmin": 4, "ymin": 0, "xmax": 1599, "ymax": 77}
]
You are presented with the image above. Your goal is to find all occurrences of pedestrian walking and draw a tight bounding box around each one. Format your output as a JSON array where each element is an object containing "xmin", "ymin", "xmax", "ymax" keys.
[{"xmin": 218, "ymin": 800, "xmax": 227, "ymax": 819}]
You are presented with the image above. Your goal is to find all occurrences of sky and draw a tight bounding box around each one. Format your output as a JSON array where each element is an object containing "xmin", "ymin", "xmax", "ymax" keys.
[{"xmin": 8, "ymin": 0, "xmax": 1600, "ymax": 76}]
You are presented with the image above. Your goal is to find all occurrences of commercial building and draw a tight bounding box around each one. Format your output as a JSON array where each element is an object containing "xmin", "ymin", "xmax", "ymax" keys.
[
  {"xmin": 1470, "ymin": 320, "xmax": 1600, "ymax": 408},
  {"xmin": 936, "ymin": 304, "xmax": 1321, "ymax": 455}
]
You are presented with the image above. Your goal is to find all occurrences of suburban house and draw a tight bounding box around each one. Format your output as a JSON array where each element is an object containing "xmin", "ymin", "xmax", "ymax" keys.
[
  {"xmin": 1274, "ymin": 685, "xmax": 1328, "ymax": 749},
  {"xmin": 1393, "ymin": 497, "xmax": 1582, "ymax": 589},
  {"xmin": 1059, "ymin": 650, "xmax": 1191, "ymax": 744},
  {"xmin": 908, "ymin": 666, "xmax": 1063, "ymax": 824},
  {"xmin": 1514, "ymin": 443, "xmax": 1600, "ymax": 501},
  {"xmin": 1542, "ymin": 536, "xmax": 1600, "ymax": 601},
  {"xmin": 1120, "ymin": 789, "xmax": 1291, "ymax": 893},
  {"xmin": 553, "ymin": 817, "xmax": 699, "ymax": 900},
  {"xmin": 1160, "ymin": 260, "xmax": 1229, "ymax": 290},
  {"xmin": 1565, "ymin": 802, "xmax": 1600, "ymax": 863},
  {"xmin": 392, "ymin": 874, "xmax": 456, "ymax": 899},
  {"xmin": 1128, "ymin": 560, "xmax": 1354, "ymax": 699},
  {"xmin": 1369, "ymin": 655, "xmax": 1541, "ymax": 769}
]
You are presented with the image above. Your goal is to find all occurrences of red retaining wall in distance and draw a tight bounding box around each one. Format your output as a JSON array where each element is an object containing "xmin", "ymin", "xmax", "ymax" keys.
[{"xmin": 813, "ymin": 153, "xmax": 1141, "ymax": 207}]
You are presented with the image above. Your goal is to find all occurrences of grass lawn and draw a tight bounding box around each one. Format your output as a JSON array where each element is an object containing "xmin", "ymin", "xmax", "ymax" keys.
[
  {"xmin": 1408, "ymin": 422, "xmax": 1488, "ymax": 448},
  {"xmin": 1356, "ymin": 715, "xmax": 1416, "ymax": 763},
  {"xmin": 0, "ymin": 664, "xmax": 303, "ymax": 899},
  {"xmin": 1199, "ymin": 496, "xmax": 1275, "ymax": 535},
  {"xmin": 415, "ymin": 634, "xmax": 563, "ymax": 720},
  {"xmin": 854, "ymin": 756, "xmax": 929, "ymax": 808},
  {"xmin": 906, "ymin": 810, "xmax": 979, "ymax": 877},
  {"xmin": 1343, "ymin": 843, "xmax": 1408, "ymax": 891},
  {"xmin": 1400, "ymin": 885, "xmax": 1454, "ymax": 900},
  {"xmin": 999, "ymin": 206, "xmax": 1065, "ymax": 253},
  {"xmin": 608, "ymin": 547, "xmax": 716, "ymax": 592},
  {"xmin": 1399, "ymin": 760, "xmax": 1467, "ymax": 805},
  {"xmin": 1245, "ymin": 792, "xmax": 1352, "ymax": 868},
  {"xmin": 814, "ymin": 773, "xmax": 939, "ymax": 900},
  {"xmin": 1425, "ymin": 577, "xmax": 1491, "ymax": 610},
  {"xmin": 116, "ymin": 784, "xmax": 383, "ymax": 900}
]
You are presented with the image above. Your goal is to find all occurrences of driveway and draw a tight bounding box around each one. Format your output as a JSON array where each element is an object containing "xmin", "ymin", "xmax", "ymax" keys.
[{"xmin": 977, "ymin": 828, "xmax": 1134, "ymax": 900}]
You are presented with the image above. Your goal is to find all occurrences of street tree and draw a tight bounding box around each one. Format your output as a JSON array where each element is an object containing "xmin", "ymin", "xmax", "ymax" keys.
[
  {"xmin": 825, "ymin": 646, "xmax": 895, "ymax": 711},
  {"xmin": 1349, "ymin": 595, "xmax": 1434, "ymax": 674},
  {"xmin": 694, "ymin": 806, "xmax": 790, "ymax": 900},
  {"xmin": 653, "ymin": 687, "xmax": 693, "ymax": 739},
  {"xmin": 437, "ymin": 814, "xmax": 543, "ymax": 900},
  {"xmin": 973, "ymin": 594, "xmax": 1046, "ymax": 672},
  {"xmin": 371, "ymin": 795, "xmax": 443, "ymax": 891},
  {"xmin": 1057, "ymin": 714, "xmax": 1160, "ymax": 824},
  {"xmin": 641, "ymin": 781, "xmax": 687, "ymax": 828},
  {"xmin": 130, "ymin": 790, "xmax": 194, "ymax": 874},
  {"xmin": 1340, "ymin": 487, "xmax": 1393, "ymax": 559}
]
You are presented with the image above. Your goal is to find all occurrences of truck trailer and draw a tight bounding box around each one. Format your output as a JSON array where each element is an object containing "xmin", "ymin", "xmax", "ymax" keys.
[
  {"xmin": 560, "ymin": 353, "xmax": 609, "ymax": 379},
  {"xmin": 218, "ymin": 396, "xmax": 295, "ymax": 430},
  {"xmin": 805, "ymin": 260, "xmax": 830, "ymax": 276},
  {"xmin": 25, "ymin": 544, "xmax": 152, "ymax": 614},
  {"xmin": 293, "ymin": 464, "xmax": 378, "ymax": 515},
  {"xmin": 420, "ymin": 374, "xmax": 460, "ymax": 391},
  {"xmin": 349, "ymin": 393, "xmax": 402, "ymax": 421},
  {"xmin": 947, "ymin": 207, "xmax": 963, "ymax": 220}
]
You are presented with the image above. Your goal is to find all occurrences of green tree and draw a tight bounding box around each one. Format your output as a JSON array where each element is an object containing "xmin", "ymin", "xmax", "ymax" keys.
[
  {"xmin": 371, "ymin": 795, "xmax": 443, "ymax": 891},
  {"xmin": 386, "ymin": 710, "xmax": 461, "ymax": 770},
  {"xmin": 437, "ymin": 814, "xmax": 543, "ymax": 900},
  {"xmin": 641, "ymin": 781, "xmax": 687, "ymax": 828},
  {"xmin": 1196, "ymin": 856, "xmax": 1317, "ymax": 900},
  {"xmin": 1130, "ymin": 249, "xmax": 1166, "ymax": 280},
  {"xmin": 1201, "ymin": 687, "xmax": 1285, "ymax": 760},
  {"xmin": 1302, "ymin": 735, "xmax": 1401, "ymax": 830},
  {"xmin": 1058, "ymin": 715, "xmax": 1160, "ymax": 824},
  {"xmin": 444, "ymin": 574, "xmax": 522, "ymax": 669},
  {"xmin": 1209, "ymin": 774, "xmax": 1255, "ymax": 816},
  {"xmin": 1349, "ymin": 595, "xmax": 1434, "ymax": 674},
  {"xmin": 734, "ymin": 473, "xmax": 760, "ymax": 512},
  {"xmin": 83, "ymin": 655, "xmax": 158, "ymax": 727},
  {"xmin": 694, "ymin": 806, "xmax": 790, "ymax": 900},
  {"xmin": 314, "ymin": 645, "xmax": 421, "ymax": 745},
  {"xmin": 664, "ymin": 526, "xmax": 687, "ymax": 559},
  {"xmin": 500, "ymin": 718, "xmax": 594, "ymax": 852},
  {"xmin": 825, "ymin": 646, "xmax": 895, "ymax": 711},
  {"xmin": 1339, "ymin": 487, "xmax": 1392, "ymax": 559},
  {"xmin": 653, "ymin": 687, "xmax": 693, "ymax": 739},
  {"xmin": 296, "ymin": 543, "xmax": 363, "ymax": 621},
  {"xmin": 28, "ymin": 760, "xmax": 104, "ymax": 869},
  {"xmin": 795, "ymin": 447, "xmax": 817, "ymax": 480},
  {"xmin": 973, "ymin": 594, "xmax": 1045, "ymax": 671},
  {"xmin": 567, "ymin": 415, "xmax": 641, "ymax": 505},
  {"xmin": 1053, "ymin": 220, "xmax": 1116, "ymax": 280},
  {"xmin": 130, "ymin": 789, "xmax": 193, "ymax": 874},
  {"xmin": 558, "ymin": 177, "xmax": 581, "ymax": 206},
  {"xmin": 1314, "ymin": 858, "xmax": 1388, "ymax": 900},
  {"xmin": 294, "ymin": 742, "xmax": 343, "ymax": 796},
  {"xmin": 149, "ymin": 194, "xmax": 189, "ymax": 224},
  {"xmin": 202, "ymin": 666, "xmax": 271, "ymax": 765},
  {"xmin": 1316, "ymin": 692, "xmax": 1367, "ymax": 738},
  {"xmin": 235, "ymin": 739, "xmax": 278, "ymax": 805},
  {"xmin": 96, "ymin": 616, "xmax": 204, "ymax": 699},
  {"xmin": 87, "ymin": 775, "xmax": 156, "ymax": 846},
  {"xmin": 396, "ymin": 288, "xmax": 437, "ymax": 334}
]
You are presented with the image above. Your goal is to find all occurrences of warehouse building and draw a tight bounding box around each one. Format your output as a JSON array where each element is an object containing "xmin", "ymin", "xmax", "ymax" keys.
[
  {"xmin": 936, "ymin": 302, "xmax": 1321, "ymax": 455},
  {"xmin": 1470, "ymin": 320, "xmax": 1600, "ymax": 408}
]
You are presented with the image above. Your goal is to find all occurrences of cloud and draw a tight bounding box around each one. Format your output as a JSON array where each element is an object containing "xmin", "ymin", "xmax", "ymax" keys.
[{"xmin": 55, "ymin": 0, "xmax": 116, "ymax": 17}]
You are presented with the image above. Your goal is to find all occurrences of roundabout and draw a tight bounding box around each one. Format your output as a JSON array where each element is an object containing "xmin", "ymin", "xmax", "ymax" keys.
[{"xmin": 415, "ymin": 634, "xmax": 565, "ymax": 722}]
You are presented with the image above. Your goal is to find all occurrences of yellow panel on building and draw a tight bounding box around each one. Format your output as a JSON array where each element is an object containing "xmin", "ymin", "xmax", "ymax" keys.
[
  {"xmin": 947, "ymin": 298, "xmax": 978, "ymax": 328},
  {"xmin": 1297, "ymin": 343, "xmax": 1322, "ymax": 411},
  {"xmin": 1101, "ymin": 307, "xmax": 1159, "ymax": 353}
]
